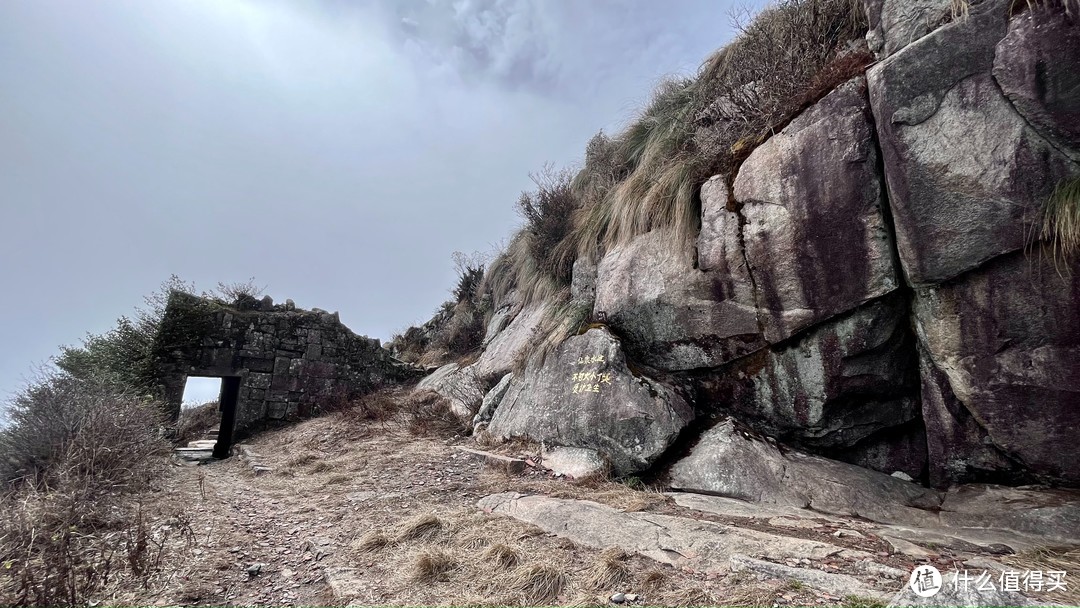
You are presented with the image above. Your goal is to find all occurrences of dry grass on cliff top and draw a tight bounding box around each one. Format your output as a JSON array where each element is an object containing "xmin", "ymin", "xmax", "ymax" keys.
[
  {"xmin": 395, "ymin": 1, "xmax": 873, "ymax": 367},
  {"xmin": 477, "ymin": 0, "xmax": 869, "ymax": 323}
]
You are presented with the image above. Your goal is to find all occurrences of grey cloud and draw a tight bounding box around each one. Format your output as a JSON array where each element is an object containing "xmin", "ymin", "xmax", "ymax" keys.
[{"xmin": 0, "ymin": 0, "xmax": 756, "ymax": 406}]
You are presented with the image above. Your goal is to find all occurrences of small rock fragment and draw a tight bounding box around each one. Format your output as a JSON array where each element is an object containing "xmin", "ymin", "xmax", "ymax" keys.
[{"xmin": 610, "ymin": 593, "xmax": 626, "ymax": 604}]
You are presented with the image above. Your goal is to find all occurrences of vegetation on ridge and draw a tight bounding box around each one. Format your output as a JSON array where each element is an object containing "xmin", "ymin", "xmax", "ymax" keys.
[{"xmin": 398, "ymin": 0, "xmax": 872, "ymax": 367}]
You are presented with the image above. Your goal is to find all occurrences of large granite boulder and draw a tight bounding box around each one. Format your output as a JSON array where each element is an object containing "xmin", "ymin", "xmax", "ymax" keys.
[
  {"xmin": 993, "ymin": 3, "xmax": 1080, "ymax": 160},
  {"xmin": 570, "ymin": 256, "xmax": 598, "ymax": 305},
  {"xmin": 729, "ymin": 77, "xmax": 900, "ymax": 342},
  {"xmin": 594, "ymin": 228, "xmax": 762, "ymax": 371},
  {"xmin": 694, "ymin": 294, "xmax": 920, "ymax": 459},
  {"xmin": 914, "ymin": 251, "xmax": 1080, "ymax": 486},
  {"xmin": 481, "ymin": 291, "xmax": 523, "ymax": 347},
  {"xmin": 471, "ymin": 301, "xmax": 549, "ymax": 381},
  {"xmin": 668, "ymin": 418, "xmax": 943, "ymax": 526},
  {"xmin": 414, "ymin": 362, "xmax": 485, "ymax": 420},
  {"xmin": 867, "ymin": 0, "xmax": 1080, "ymax": 285},
  {"xmin": 601, "ymin": 78, "xmax": 901, "ymax": 373},
  {"xmin": 863, "ymin": 0, "xmax": 953, "ymax": 59},
  {"xmin": 487, "ymin": 327, "xmax": 694, "ymax": 476},
  {"xmin": 917, "ymin": 344, "xmax": 1024, "ymax": 487}
]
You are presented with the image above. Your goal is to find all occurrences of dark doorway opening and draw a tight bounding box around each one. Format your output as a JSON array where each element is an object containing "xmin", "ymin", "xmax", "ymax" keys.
[
  {"xmin": 213, "ymin": 377, "xmax": 240, "ymax": 459},
  {"xmin": 178, "ymin": 376, "xmax": 240, "ymax": 459}
]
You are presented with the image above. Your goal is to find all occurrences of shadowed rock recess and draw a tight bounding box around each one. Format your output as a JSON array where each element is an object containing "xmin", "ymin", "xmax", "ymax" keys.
[{"xmin": 404, "ymin": 0, "xmax": 1080, "ymax": 501}]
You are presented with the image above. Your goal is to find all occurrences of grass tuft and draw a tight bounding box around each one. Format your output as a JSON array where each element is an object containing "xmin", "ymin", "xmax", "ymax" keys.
[
  {"xmin": 404, "ymin": 390, "xmax": 469, "ymax": 437},
  {"xmin": 582, "ymin": 547, "xmax": 631, "ymax": 591},
  {"xmin": 394, "ymin": 513, "xmax": 445, "ymax": 543},
  {"xmin": 1002, "ymin": 546, "xmax": 1080, "ymax": 605},
  {"xmin": 481, "ymin": 543, "xmax": 521, "ymax": 570},
  {"xmin": 1031, "ymin": 177, "xmax": 1080, "ymax": 273},
  {"xmin": 409, "ymin": 549, "xmax": 457, "ymax": 583},
  {"xmin": 353, "ymin": 530, "xmax": 390, "ymax": 552},
  {"xmin": 505, "ymin": 562, "xmax": 569, "ymax": 604},
  {"xmin": 640, "ymin": 567, "xmax": 669, "ymax": 592}
]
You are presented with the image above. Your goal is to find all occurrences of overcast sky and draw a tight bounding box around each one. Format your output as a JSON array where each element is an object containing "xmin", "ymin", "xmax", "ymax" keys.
[{"xmin": 0, "ymin": 0, "xmax": 757, "ymax": 409}]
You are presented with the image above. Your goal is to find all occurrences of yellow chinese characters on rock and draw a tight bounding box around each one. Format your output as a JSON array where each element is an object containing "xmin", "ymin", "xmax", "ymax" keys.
[
  {"xmin": 570, "ymin": 357, "xmax": 612, "ymax": 394},
  {"xmin": 573, "ymin": 355, "xmax": 606, "ymax": 366}
]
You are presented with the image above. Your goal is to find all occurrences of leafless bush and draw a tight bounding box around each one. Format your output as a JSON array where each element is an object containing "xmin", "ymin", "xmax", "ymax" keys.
[
  {"xmin": 695, "ymin": 0, "xmax": 868, "ymax": 173},
  {"xmin": 430, "ymin": 300, "xmax": 486, "ymax": 361},
  {"xmin": 1, "ymin": 373, "xmax": 170, "ymax": 490},
  {"xmin": 518, "ymin": 164, "xmax": 578, "ymax": 285},
  {"xmin": 0, "ymin": 373, "xmax": 177, "ymax": 606},
  {"xmin": 213, "ymin": 276, "xmax": 265, "ymax": 304},
  {"xmin": 403, "ymin": 390, "xmax": 468, "ymax": 437},
  {"xmin": 330, "ymin": 390, "xmax": 403, "ymax": 436},
  {"xmin": 0, "ymin": 487, "xmax": 192, "ymax": 606}
]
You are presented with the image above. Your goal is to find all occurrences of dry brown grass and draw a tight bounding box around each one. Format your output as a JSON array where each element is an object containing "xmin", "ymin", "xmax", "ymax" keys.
[
  {"xmin": 640, "ymin": 567, "xmax": 670, "ymax": 592},
  {"xmin": 323, "ymin": 473, "xmax": 350, "ymax": 485},
  {"xmin": 353, "ymin": 530, "xmax": 390, "ymax": 553},
  {"xmin": 505, "ymin": 562, "xmax": 570, "ymax": 604},
  {"xmin": 285, "ymin": 453, "xmax": 318, "ymax": 468},
  {"xmin": 404, "ymin": 390, "xmax": 469, "ymax": 437},
  {"xmin": 582, "ymin": 547, "xmax": 631, "ymax": 592},
  {"xmin": 410, "ymin": 549, "xmax": 458, "ymax": 583},
  {"xmin": 482, "ymin": 543, "xmax": 521, "ymax": 570},
  {"xmin": 1029, "ymin": 177, "xmax": 1080, "ymax": 275},
  {"xmin": 175, "ymin": 400, "xmax": 220, "ymax": 445},
  {"xmin": 394, "ymin": 513, "xmax": 446, "ymax": 543},
  {"xmin": 1002, "ymin": 546, "xmax": 1080, "ymax": 605}
]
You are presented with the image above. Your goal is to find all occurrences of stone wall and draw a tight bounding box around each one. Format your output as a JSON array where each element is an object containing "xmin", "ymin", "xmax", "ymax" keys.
[{"xmin": 152, "ymin": 291, "xmax": 423, "ymax": 439}]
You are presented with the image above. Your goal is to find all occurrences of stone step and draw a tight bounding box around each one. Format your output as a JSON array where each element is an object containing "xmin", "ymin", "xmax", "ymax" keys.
[{"xmin": 187, "ymin": 439, "xmax": 217, "ymax": 449}]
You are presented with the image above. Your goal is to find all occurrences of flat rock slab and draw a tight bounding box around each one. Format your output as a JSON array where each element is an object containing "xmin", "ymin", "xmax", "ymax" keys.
[
  {"xmin": 173, "ymin": 447, "xmax": 215, "ymax": 464},
  {"xmin": 671, "ymin": 489, "xmax": 1079, "ymax": 557},
  {"xmin": 729, "ymin": 555, "xmax": 891, "ymax": 601},
  {"xmin": 322, "ymin": 566, "xmax": 365, "ymax": 604},
  {"xmin": 667, "ymin": 492, "xmax": 845, "ymax": 524},
  {"xmin": 477, "ymin": 492, "xmax": 868, "ymax": 572},
  {"xmin": 541, "ymin": 445, "xmax": 607, "ymax": 479},
  {"xmin": 455, "ymin": 446, "xmax": 526, "ymax": 475}
]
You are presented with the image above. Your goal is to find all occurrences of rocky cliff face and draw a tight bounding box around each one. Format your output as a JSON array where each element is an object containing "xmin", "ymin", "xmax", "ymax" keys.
[{"xmin": 415, "ymin": 0, "xmax": 1080, "ymax": 491}]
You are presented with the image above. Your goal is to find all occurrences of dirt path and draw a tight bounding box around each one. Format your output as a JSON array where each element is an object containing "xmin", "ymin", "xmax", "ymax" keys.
[{"xmin": 113, "ymin": 413, "xmax": 937, "ymax": 607}]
